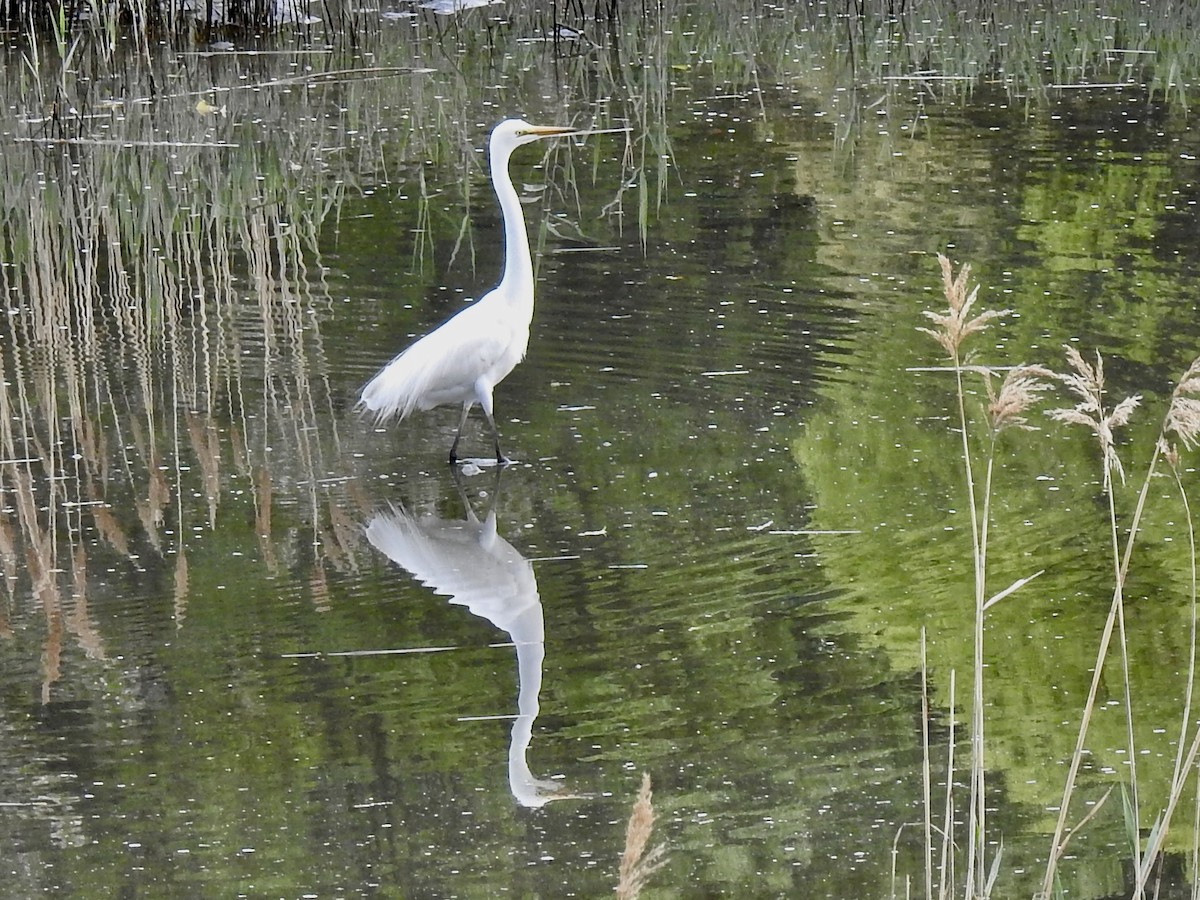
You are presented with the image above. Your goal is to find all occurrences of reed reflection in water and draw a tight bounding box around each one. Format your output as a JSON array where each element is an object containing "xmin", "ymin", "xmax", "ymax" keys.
[
  {"xmin": 365, "ymin": 472, "xmax": 579, "ymax": 809},
  {"xmin": 0, "ymin": 97, "xmax": 354, "ymax": 698}
]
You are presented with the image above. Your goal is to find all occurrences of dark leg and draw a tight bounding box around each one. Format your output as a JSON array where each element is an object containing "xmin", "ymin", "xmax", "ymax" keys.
[
  {"xmin": 478, "ymin": 401, "xmax": 511, "ymax": 466},
  {"xmin": 449, "ymin": 403, "xmax": 471, "ymax": 465}
]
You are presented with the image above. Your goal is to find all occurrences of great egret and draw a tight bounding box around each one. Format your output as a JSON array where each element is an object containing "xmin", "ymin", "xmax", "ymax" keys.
[{"xmin": 360, "ymin": 118, "xmax": 582, "ymax": 465}]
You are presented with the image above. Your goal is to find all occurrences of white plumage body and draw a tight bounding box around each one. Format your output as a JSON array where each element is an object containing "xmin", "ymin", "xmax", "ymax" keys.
[{"xmin": 360, "ymin": 289, "xmax": 530, "ymax": 422}]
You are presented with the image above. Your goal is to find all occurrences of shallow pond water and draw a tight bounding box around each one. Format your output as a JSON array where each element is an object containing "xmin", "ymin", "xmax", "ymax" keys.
[{"xmin": 3, "ymin": 5, "xmax": 1200, "ymax": 897}]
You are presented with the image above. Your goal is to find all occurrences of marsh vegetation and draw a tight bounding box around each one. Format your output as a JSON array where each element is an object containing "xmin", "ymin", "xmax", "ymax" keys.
[{"xmin": 3, "ymin": 1, "xmax": 1200, "ymax": 896}]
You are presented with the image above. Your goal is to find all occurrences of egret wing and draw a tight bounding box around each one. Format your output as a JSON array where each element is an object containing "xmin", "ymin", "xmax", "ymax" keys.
[{"xmin": 360, "ymin": 303, "xmax": 517, "ymax": 422}]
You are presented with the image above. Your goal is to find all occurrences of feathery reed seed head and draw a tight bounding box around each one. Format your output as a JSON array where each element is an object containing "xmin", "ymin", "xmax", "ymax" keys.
[
  {"xmin": 918, "ymin": 254, "xmax": 1011, "ymax": 359},
  {"xmin": 1046, "ymin": 346, "xmax": 1141, "ymax": 487},
  {"xmin": 616, "ymin": 772, "xmax": 668, "ymax": 899},
  {"xmin": 1164, "ymin": 356, "xmax": 1200, "ymax": 451},
  {"xmin": 986, "ymin": 364, "xmax": 1056, "ymax": 433},
  {"xmin": 1158, "ymin": 437, "xmax": 1181, "ymax": 470}
]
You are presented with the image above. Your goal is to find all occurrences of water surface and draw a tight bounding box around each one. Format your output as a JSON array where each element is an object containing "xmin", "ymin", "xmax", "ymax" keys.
[{"xmin": 2, "ymin": 6, "xmax": 1200, "ymax": 897}]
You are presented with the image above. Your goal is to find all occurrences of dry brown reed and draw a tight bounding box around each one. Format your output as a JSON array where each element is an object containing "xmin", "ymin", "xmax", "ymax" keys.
[
  {"xmin": 917, "ymin": 254, "xmax": 1047, "ymax": 900},
  {"xmin": 616, "ymin": 772, "xmax": 668, "ymax": 900},
  {"xmin": 920, "ymin": 628, "xmax": 934, "ymax": 900},
  {"xmin": 897, "ymin": 640, "xmax": 957, "ymax": 900},
  {"xmin": 985, "ymin": 364, "xmax": 1056, "ymax": 434},
  {"xmin": 174, "ymin": 549, "xmax": 190, "ymax": 629},
  {"xmin": 68, "ymin": 543, "xmax": 105, "ymax": 661},
  {"xmin": 1164, "ymin": 357, "xmax": 1200, "ymax": 451},
  {"xmin": 1039, "ymin": 345, "xmax": 1146, "ymax": 897},
  {"xmin": 1018, "ymin": 349, "xmax": 1200, "ymax": 898},
  {"xmin": 918, "ymin": 264, "xmax": 1200, "ymax": 898},
  {"xmin": 938, "ymin": 669, "xmax": 956, "ymax": 899},
  {"xmin": 1131, "ymin": 357, "xmax": 1200, "ymax": 895}
]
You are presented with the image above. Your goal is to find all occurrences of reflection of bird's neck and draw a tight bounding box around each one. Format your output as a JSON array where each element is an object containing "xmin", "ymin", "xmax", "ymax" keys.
[{"xmin": 491, "ymin": 142, "xmax": 535, "ymax": 317}]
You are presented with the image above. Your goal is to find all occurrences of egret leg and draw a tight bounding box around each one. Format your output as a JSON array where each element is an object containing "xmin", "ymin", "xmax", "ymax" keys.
[
  {"xmin": 477, "ymin": 391, "xmax": 511, "ymax": 466},
  {"xmin": 449, "ymin": 403, "xmax": 472, "ymax": 465}
]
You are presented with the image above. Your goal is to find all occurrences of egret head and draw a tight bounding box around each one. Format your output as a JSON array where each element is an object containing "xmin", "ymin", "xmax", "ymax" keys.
[{"xmin": 491, "ymin": 118, "xmax": 579, "ymax": 152}]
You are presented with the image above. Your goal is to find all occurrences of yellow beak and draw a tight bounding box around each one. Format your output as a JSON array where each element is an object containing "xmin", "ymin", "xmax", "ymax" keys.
[{"xmin": 522, "ymin": 124, "xmax": 581, "ymax": 137}]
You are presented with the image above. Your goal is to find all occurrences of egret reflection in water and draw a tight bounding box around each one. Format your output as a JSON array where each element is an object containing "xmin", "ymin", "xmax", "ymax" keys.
[{"xmin": 364, "ymin": 475, "xmax": 574, "ymax": 808}]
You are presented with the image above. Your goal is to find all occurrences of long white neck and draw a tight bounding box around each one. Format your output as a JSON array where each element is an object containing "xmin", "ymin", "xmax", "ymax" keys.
[{"xmin": 490, "ymin": 140, "xmax": 535, "ymax": 312}]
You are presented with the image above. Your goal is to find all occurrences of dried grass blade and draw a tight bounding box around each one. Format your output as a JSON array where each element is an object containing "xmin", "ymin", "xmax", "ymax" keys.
[{"xmin": 982, "ymin": 569, "xmax": 1045, "ymax": 612}]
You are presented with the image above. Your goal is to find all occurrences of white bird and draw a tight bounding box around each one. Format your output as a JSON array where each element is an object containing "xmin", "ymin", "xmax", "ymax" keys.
[{"xmin": 360, "ymin": 118, "xmax": 581, "ymax": 465}]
